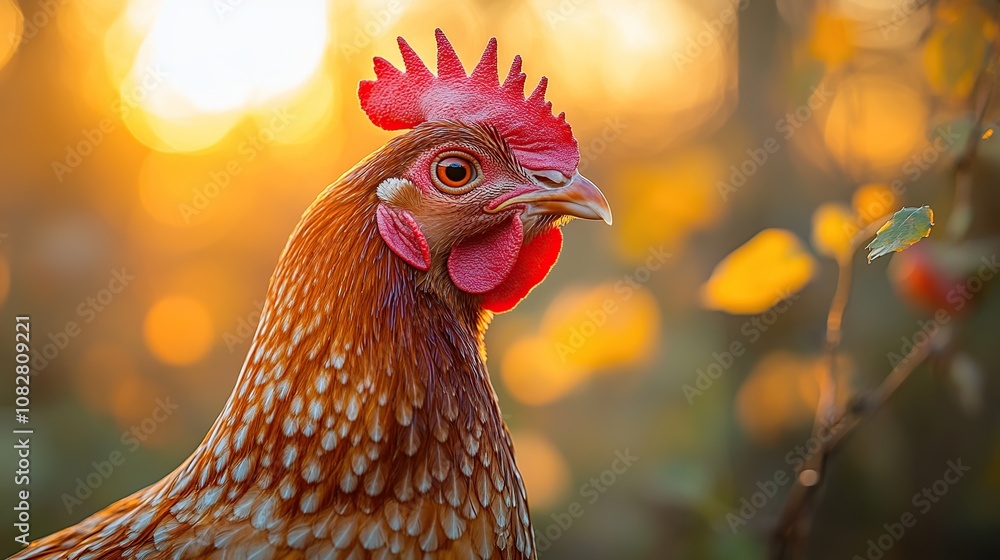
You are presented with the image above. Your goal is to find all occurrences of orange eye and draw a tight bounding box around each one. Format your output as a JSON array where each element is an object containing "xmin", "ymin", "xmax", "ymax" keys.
[{"xmin": 433, "ymin": 154, "xmax": 479, "ymax": 193}]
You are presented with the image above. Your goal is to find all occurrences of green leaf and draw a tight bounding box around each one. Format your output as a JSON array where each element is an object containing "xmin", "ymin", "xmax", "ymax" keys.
[{"xmin": 866, "ymin": 206, "xmax": 934, "ymax": 263}]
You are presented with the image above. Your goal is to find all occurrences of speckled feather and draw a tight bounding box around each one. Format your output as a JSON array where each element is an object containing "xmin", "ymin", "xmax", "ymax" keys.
[{"xmin": 11, "ymin": 126, "xmax": 538, "ymax": 560}]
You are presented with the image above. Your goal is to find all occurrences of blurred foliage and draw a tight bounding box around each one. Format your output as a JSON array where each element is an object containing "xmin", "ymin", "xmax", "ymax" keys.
[{"xmin": 2, "ymin": 0, "xmax": 1000, "ymax": 559}]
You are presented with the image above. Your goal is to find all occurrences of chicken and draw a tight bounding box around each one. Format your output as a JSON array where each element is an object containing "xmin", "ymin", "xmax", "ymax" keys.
[{"xmin": 11, "ymin": 29, "xmax": 611, "ymax": 560}]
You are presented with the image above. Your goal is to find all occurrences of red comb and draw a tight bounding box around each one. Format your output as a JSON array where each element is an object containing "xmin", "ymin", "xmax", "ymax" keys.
[{"xmin": 359, "ymin": 29, "xmax": 580, "ymax": 177}]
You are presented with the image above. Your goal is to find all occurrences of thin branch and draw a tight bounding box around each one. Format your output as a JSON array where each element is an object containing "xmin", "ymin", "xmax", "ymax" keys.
[
  {"xmin": 816, "ymin": 255, "xmax": 851, "ymax": 425},
  {"xmin": 826, "ymin": 338, "xmax": 936, "ymax": 453},
  {"xmin": 807, "ymin": 224, "xmax": 874, "ymax": 478},
  {"xmin": 768, "ymin": 218, "xmax": 891, "ymax": 560},
  {"xmin": 770, "ymin": 331, "xmax": 935, "ymax": 560},
  {"xmin": 946, "ymin": 21, "xmax": 998, "ymax": 241}
]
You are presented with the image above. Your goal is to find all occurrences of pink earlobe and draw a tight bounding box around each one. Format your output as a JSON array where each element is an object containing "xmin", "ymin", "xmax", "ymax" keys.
[{"xmin": 376, "ymin": 204, "xmax": 431, "ymax": 271}]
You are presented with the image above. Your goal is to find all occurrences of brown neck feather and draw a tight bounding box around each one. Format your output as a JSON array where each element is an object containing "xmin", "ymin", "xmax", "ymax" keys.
[
  {"xmin": 28, "ymin": 133, "xmax": 536, "ymax": 560},
  {"xmin": 152, "ymin": 150, "xmax": 529, "ymax": 550}
]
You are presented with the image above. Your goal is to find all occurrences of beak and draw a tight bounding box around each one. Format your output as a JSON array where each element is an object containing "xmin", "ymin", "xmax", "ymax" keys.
[{"xmin": 487, "ymin": 172, "xmax": 613, "ymax": 225}]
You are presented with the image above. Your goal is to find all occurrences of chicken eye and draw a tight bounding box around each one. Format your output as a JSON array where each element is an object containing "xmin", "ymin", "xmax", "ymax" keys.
[{"xmin": 433, "ymin": 154, "xmax": 480, "ymax": 193}]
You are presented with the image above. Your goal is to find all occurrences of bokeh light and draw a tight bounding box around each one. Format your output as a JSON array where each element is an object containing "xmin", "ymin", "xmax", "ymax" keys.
[
  {"xmin": 808, "ymin": 10, "xmax": 855, "ymax": 66},
  {"xmin": 143, "ymin": 295, "xmax": 215, "ymax": 365},
  {"xmin": 519, "ymin": 0, "xmax": 739, "ymax": 146},
  {"xmin": 829, "ymin": 0, "xmax": 931, "ymax": 49},
  {"xmin": 613, "ymin": 148, "xmax": 725, "ymax": 262},
  {"xmin": 0, "ymin": 0, "xmax": 22, "ymax": 71},
  {"xmin": 736, "ymin": 352, "xmax": 853, "ymax": 443},
  {"xmin": 852, "ymin": 183, "xmax": 897, "ymax": 225},
  {"xmin": 823, "ymin": 73, "xmax": 928, "ymax": 175},
  {"xmin": 511, "ymin": 430, "xmax": 571, "ymax": 511},
  {"xmin": 109, "ymin": 0, "xmax": 329, "ymax": 152},
  {"xmin": 502, "ymin": 283, "xmax": 659, "ymax": 405},
  {"xmin": 135, "ymin": 0, "xmax": 327, "ymax": 112},
  {"xmin": 811, "ymin": 202, "xmax": 855, "ymax": 262}
]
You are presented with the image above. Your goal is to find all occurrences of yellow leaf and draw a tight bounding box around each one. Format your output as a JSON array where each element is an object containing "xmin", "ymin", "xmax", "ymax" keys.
[
  {"xmin": 701, "ymin": 229, "xmax": 817, "ymax": 314},
  {"xmin": 811, "ymin": 203, "xmax": 857, "ymax": 262},
  {"xmin": 809, "ymin": 11, "xmax": 855, "ymax": 66},
  {"xmin": 852, "ymin": 183, "xmax": 897, "ymax": 226}
]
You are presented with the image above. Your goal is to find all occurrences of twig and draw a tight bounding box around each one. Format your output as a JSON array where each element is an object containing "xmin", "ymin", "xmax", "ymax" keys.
[
  {"xmin": 826, "ymin": 338, "xmax": 936, "ymax": 453},
  {"xmin": 946, "ymin": 19, "xmax": 997, "ymax": 241},
  {"xmin": 768, "ymin": 219, "xmax": 889, "ymax": 560},
  {"xmin": 816, "ymin": 255, "xmax": 851, "ymax": 425},
  {"xmin": 770, "ymin": 336, "xmax": 935, "ymax": 559},
  {"xmin": 811, "ymin": 218, "xmax": 883, "ymax": 470}
]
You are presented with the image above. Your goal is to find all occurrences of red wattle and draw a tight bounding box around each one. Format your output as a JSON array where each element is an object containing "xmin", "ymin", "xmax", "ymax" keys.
[
  {"xmin": 448, "ymin": 214, "xmax": 523, "ymax": 294},
  {"xmin": 481, "ymin": 227, "xmax": 563, "ymax": 313}
]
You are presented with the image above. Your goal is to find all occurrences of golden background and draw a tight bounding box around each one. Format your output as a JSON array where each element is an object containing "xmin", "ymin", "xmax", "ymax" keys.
[{"xmin": 2, "ymin": 0, "xmax": 1000, "ymax": 558}]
